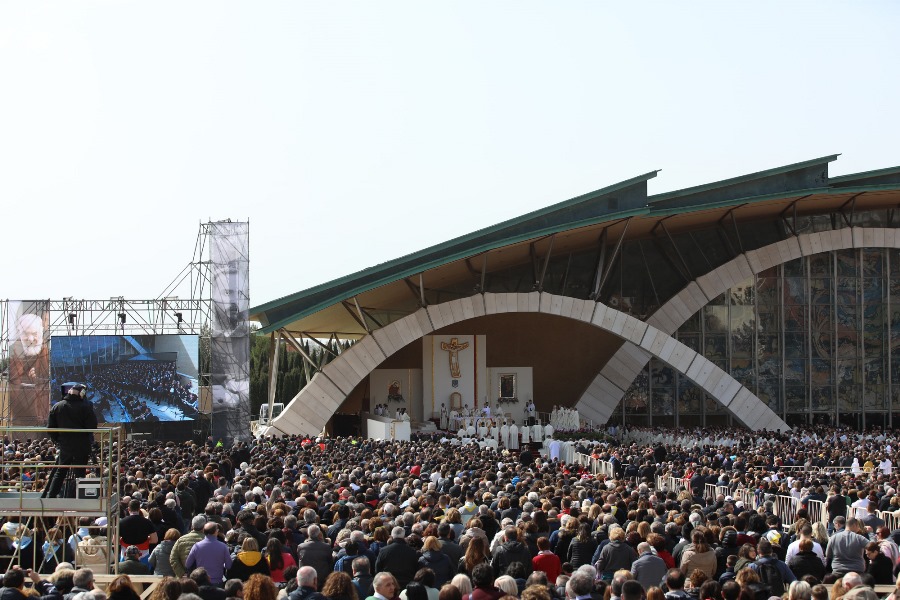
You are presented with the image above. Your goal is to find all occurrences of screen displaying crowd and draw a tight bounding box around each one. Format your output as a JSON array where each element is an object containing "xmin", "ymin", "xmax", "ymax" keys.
[
  {"xmin": 50, "ymin": 335, "xmax": 199, "ymax": 423},
  {"xmin": 3, "ymin": 423, "xmax": 900, "ymax": 600}
]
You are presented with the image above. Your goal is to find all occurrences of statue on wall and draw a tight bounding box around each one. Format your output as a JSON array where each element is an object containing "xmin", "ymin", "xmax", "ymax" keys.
[{"xmin": 440, "ymin": 337, "xmax": 470, "ymax": 378}]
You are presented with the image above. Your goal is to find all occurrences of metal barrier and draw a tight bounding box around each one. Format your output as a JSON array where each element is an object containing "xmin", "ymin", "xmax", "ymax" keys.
[
  {"xmin": 772, "ymin": 495, "xmax": 799, "ymax": 525},
  {"xmin": 733, "ymin": 488, "xmax": 760, "ymax": 510},
  {"xmin": 806, "ymin": 499, "xmax": 827, "ymax": 526},
  {"xmin": 879, "ymin": 511, "xmax": 900, "ymax": 531},
  {"xmin": 704, "ymin": 483, "xmax": 732, "ymax": 499}
]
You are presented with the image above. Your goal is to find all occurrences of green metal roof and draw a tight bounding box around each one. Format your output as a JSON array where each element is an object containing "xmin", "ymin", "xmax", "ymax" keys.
[{"xmin": 251, "ymin": 155, "xmax": 900, "ymax": 335}]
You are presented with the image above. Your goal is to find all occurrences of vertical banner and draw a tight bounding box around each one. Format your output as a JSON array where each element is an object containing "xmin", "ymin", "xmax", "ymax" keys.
[
  {"xmin": 209, "ymin": 221, "xmax": 250, "ymax": 442},
  {"xmin": 8, "ymin": 301, "xmax": 51, "ymax": 427}
]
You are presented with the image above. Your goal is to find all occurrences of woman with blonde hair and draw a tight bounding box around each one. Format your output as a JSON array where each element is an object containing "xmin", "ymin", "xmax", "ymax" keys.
[
  {"xmin": 450, "ymin": 574, "xmax": 473, "ymax": 597},
  {"xmin": 420, "ymin": 536, "xmax": 453, "ymax": 587},
  {"xmin": 788, "ymin": 581, "xmax": 811, "ymax": 600},
  {"xmin": 494, "ymin": 576, "xmax": 518, "ymax": 597}
]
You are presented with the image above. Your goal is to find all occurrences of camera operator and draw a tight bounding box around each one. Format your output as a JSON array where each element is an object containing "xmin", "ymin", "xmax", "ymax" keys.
[{"xmin": 45, "ymin": 384, "xmax": 98, "ymax": 499}]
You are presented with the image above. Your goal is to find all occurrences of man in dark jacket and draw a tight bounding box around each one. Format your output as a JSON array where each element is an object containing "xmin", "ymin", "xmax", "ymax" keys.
[
  {"xmin": 45, "ymin": 384, "xmax": 98, "ymax": 498},
  {"xmin": 297, "ymin": 526, "xmax": 333, "ymax": 590},
  {"xmin": 437, "ymin": 523, "xmax": 464, "ymax": 567},
  {"xmin": 374, "ymin": 527, "xmax": 419, "ymax": 589},
  {"xmin": 0, "ymin": 567, "xmax": 59, "ymax": 600},
  {"xmin": 490, "ymin": 527, "xmax": 533, "ymax": 577}
]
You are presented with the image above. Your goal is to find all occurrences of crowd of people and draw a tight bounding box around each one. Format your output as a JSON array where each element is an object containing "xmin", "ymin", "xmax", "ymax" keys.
[
  {"xmin": 53, "ymin": 361, "xmax": 199, "ymax": 422},
  {"xmin": 5, "ymin": 423, "xmax": 900, "ymax": 600}
]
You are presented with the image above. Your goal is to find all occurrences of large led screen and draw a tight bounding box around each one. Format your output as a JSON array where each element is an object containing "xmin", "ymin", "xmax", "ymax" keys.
[{"xmin": 50, "ymin": 335, "xmax": 200, "ymax": 423}]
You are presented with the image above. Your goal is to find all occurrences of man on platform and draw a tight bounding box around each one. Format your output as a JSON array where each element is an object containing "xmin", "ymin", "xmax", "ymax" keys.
[{"xmin": 45, "ymin": 384, "xmax": 98, "ymax": 498}]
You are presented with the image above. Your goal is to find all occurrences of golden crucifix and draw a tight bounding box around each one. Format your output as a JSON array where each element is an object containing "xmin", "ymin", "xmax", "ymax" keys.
[{"xmin": 440, "ymin": 337, "xmax": 469, "ymax": 378}]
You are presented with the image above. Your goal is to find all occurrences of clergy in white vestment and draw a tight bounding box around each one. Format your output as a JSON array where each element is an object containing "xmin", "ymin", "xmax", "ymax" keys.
[
  {"xmin": 440, "ymin": 404, "xmax": 449, "ymax": 429},
  {"xmin": 457, "ymin": 427, "xmax": 467, "ymax": 438},
  {"xmin": 466, "ymin": 424, "xmax": 476, "ymax": 437},
  {"xmin": 549, "ymin": 438, "xmax": 561, "ymax": 461},
  {"xmin": 545, "ymin": 423, "xmax": 555, "ymax": 438},
  {"xmin": 500, "ymin": 422, "xmax": 510, "ymax": 448},
  {"xmin": 532, "ymin": 423, "xmax": 543, "ymax": 442},
  {"xmin": 509, "ymin": 423, "xmax": 519, "ymax": 449},
  {"xmin": 490, "ymin": 424, "xmax": 499, "ymax": 443},
  {"xmin": 520, "ymin": 422, "xmax": 530, "ymax": 446},
  {"xmin": 477, "ymin": 420, "xmax": 488, "ymax": 439}
]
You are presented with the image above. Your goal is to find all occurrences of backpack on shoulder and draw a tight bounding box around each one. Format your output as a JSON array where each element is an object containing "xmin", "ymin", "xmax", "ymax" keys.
[{"xmin": 756, "ymin": 559, "xmax": 785, "ymax": 597}]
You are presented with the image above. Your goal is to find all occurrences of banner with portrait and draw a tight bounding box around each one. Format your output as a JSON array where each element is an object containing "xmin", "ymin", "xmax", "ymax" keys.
[
  {"xmin": 209, "ymin": 221, "xmax": 250, "ymax": 442},
  {"xmin": 7, "ymin": 300, "xmax": 51, "ymax": 426}
]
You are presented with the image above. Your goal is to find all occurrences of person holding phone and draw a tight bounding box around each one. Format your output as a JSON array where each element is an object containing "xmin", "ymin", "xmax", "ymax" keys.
[{"xmin": 0, "ymin": 566, "xmax": 60, "ymax": 600}]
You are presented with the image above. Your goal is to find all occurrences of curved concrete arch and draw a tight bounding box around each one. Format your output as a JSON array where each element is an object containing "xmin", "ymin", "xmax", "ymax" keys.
[
  {"xmin": 265, "ymin": 291, "xmax": 790, "ymax": 437},
  {"xmin": 576, "ymin": 226, "xmax": 900, "ymax": 423}
]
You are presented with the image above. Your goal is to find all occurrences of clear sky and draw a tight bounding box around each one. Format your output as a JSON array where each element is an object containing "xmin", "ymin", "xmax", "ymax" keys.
[{"xmin": 2, "ymin": 1, "xmax": 898, "ymax": 307}]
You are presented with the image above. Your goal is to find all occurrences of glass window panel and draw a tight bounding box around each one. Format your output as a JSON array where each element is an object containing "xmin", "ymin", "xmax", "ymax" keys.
[
  {"xmin": 784, "ymin": 278, "xmax": 807, "ymax": 304},
  {"xmin": 836, "ymin": 332, "xmax": 858, "ymax": 359},
  {"xmin": 757, "ymin": 277, "xmax": 779, "ymax": 305},
  {"xmin": 864, "ymin": 384, "xmax": 886, "ymax": 409},
  {"xmin": 704, "ymin": 336, "xmax": 727, "ymax": 360},
  {"xmin": 837, "ymin": 360, "xmax": 859, "ymax": 384},
  {"xmin": 650, "ymin": 390, "xmax": 672, "ymax": 415},
  {"xmin": 757, "ymin": 384, "xmax": 780, "ymax": 414},
  {"xmin": 651, "ymin": 362, "xmax": 675, "ymax": 389},
  {"xmin": 704, "ymin": 306, "xmax": 728, "ymax": 333},
  {"xmin": 784, "ymin": 359, "xmax": 806, "ymax": 382},
  {"xmin": 812, "ymin": 386, "xmax": 834, "ymax": 411},
  {"xmin": 892, "ymin": 249, "xmax": 900, "ymax": 276},
  {"xmin": 863, "ymin": 278, "xmax": 883, "ymax": 303},
  {"xmin": 837, "ymin": 280, "xmax": 858, "ymax": 300},
  {"xmin": 836, "ymin": 250, "xmax": 858, "ymax": 277},
  {"xmin": 892, "ymin": 357, "xmax": 900, "ymax": 385},
  {"xmin": 758, "ymin": 310, "xmax": 780, "ymax": 332},
  {"xmin": 730, "ymin": 305, "xmax": 755, "ymax": 329},
  {"xmin": 838, "ymin": 383, "xmax": 860, "ymax": 411},
  {"xmin": 624, "ymin": 368, "xmax": 650, "ymax": 414},
  {"xmin": 706, "ymin": 393, "xmax": 725, "ymax": 414},
  {"xmin": 677, "ymin": 382, "xmax": 702, "ymax": 414},
  {"xmin": 863, "ymin": 357, "xmax": 885, "ymax": 385},
  {"xmin": 863, "ymin": 249, "xmax": 884, "ymax": 277},
  {"xmin": 785, "ymin": 305, "xmax": 807, "ymax": 331},
  {"xmin": 784, "ymin": 258, "xmax": 805, "ymax": 277},
  {"xmin": 812, "ymin": 332, "xmax": 833, "ymax": 359},
  {"xmin": 679, "ymin": 335, "xmax": 700, "ymax": 352},
  {"xmin": 784, "ymin": 333, "xmax": 807, "ymax": 358},
  {"xmin": 893, "ymin": 386, "xmax": 900, "ymax": 410},
  {"xmin": 730, "ymin": 281, "xmax": 755, "ymax": 305},
  {"xmin": 785, "ymin": 386, "xmax": 807, "ymax": 413},
  {"xmin": 810, "ymin": 278, "xmax": 833, "ymax": 305},
  {"xmin": 890, "ymin": 279, "xmax": 900, "ymax": 300},
  {"xmin": 810, "ymin": 253, "xmax": 832, "ymax": 276},
  {"xmin": 680, "ymin": 312, "xmax": 701, "ymax": 333},
  {"xmin": 762, "ymin": 387, "xmax": 783, "ymax": 413},
  {"xmin": 731, "ymin": 358, "xmax": 754, "ymax": 387},
  {"xmin": 811, "ymin": 357, "xmax": 832, "ymax": 383},
  {"xmin": 759, "ymin": 334, "xmax": 780, "ymax": 357}
]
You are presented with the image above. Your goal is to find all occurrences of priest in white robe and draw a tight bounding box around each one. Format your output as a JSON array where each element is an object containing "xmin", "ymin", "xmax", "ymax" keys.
[
  {"xmin": 509, "ymin": 423, "xmax": 519, "ymax": 450},
  {"xmin": 532, "ymin": 422, "xmax": 543, "ymax": 442},
  {"xmin": 440, "ymin": 404, "xmax": 449, "ymax": 430},
  {"xmin": 500, "ymin": 421, "xmax": 510, "ymax": 448},
  {"xmin": 545, "ymin": 423, "xmax": 555, "ymax": 438}
]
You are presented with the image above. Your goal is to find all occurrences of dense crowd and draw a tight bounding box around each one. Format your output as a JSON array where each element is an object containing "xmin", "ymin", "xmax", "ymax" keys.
[{"xmin": 5, "ymin": 423, "xmax": 900, "ymax": 600}]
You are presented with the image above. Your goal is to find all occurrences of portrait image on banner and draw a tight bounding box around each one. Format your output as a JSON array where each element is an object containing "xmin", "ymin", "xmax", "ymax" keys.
[
  {"xmin": 209, "ymin": 221, "xmax": 250, "ymax": 441},
  {"xmin": 8, "ymin": 301, "xmax": 51, "ymax": 426}
]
